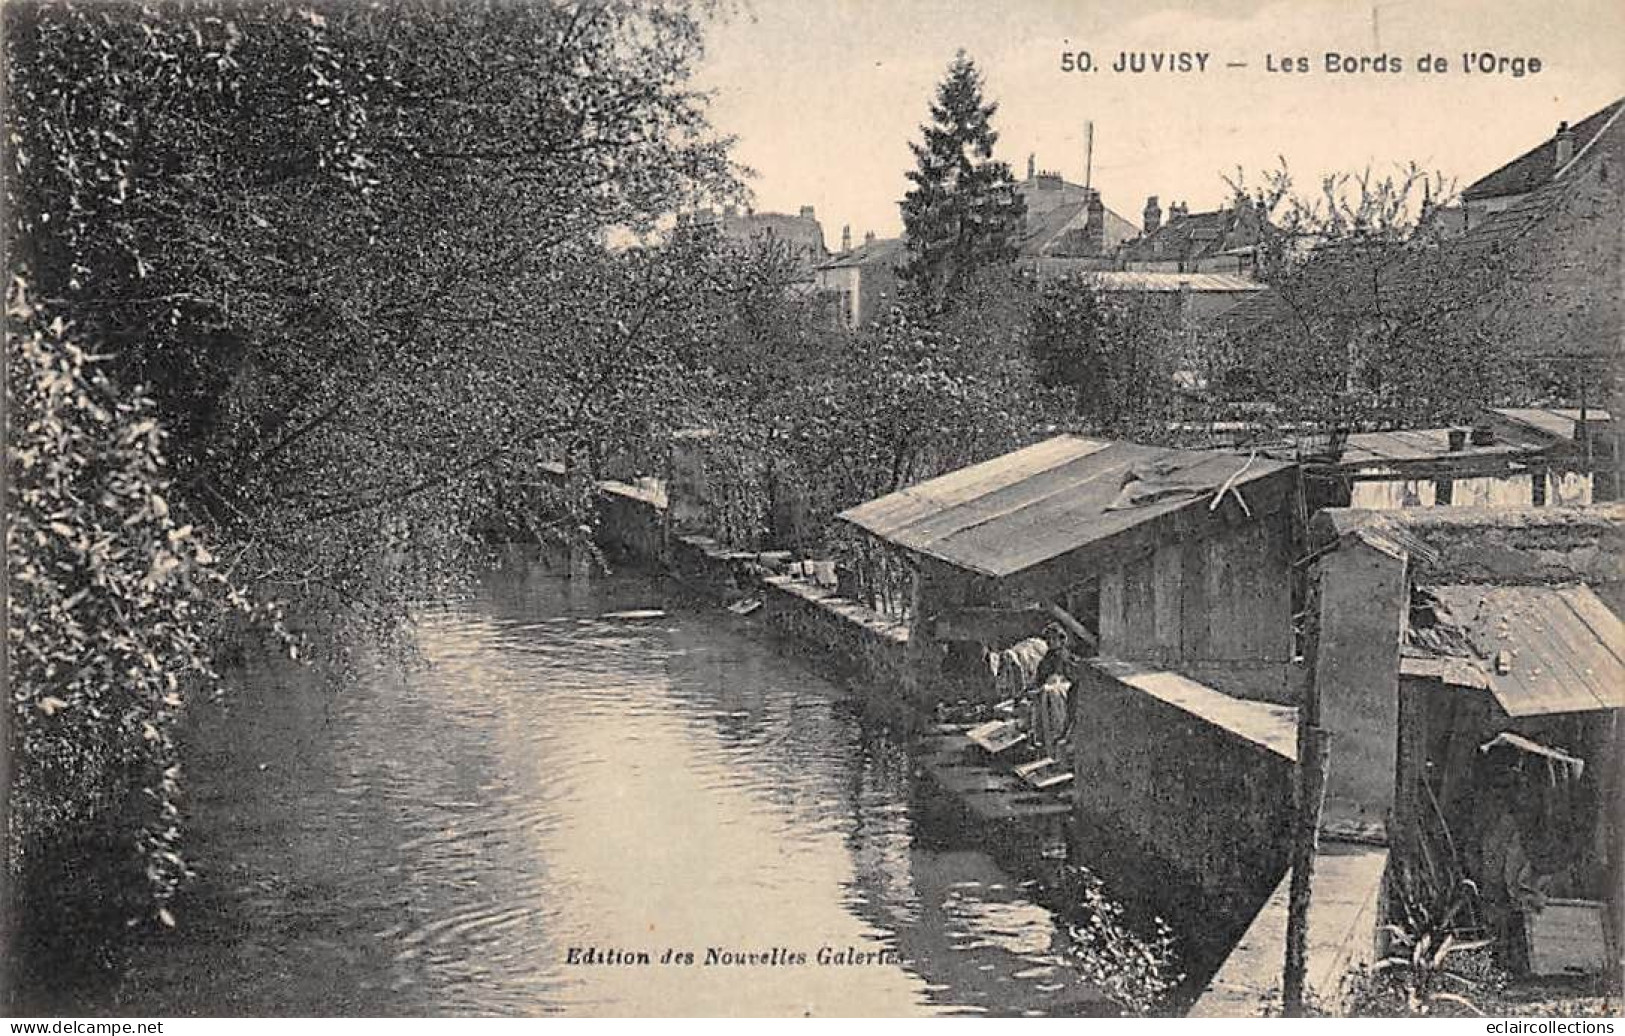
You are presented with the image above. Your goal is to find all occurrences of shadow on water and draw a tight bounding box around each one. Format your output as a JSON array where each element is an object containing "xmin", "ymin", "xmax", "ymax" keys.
[{"xmin": 21, "ymin": 558, "xmax": 1130, "ymax": 1016}]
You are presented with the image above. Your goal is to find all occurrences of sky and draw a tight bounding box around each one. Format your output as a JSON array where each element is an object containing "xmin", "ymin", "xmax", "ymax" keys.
[{"xmin": 694, "ymin": 0, "xmax": 1625, "ymax": 247}]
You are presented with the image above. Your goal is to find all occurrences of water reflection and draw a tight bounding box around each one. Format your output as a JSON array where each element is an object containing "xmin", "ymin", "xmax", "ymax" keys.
[{"xmin": 94, "ymin": 563, "xmax": 1103, "ymax": 1016}]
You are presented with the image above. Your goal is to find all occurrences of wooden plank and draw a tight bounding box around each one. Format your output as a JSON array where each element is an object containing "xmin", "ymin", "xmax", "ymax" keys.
[
  {"xmin": 965, "ymin": 720, "xmax": 1027, "ymax": 755},
  {"xmin": 934, "ymin": 605, "xmax": 1047, "ymax": 643},
  {"xmin": 1526, "ymin": 900, "xmax": 1610, "ymax": 977},
  {"xmin": 1100, "ymin": 565, "xmax": 1127, "ymax": 655},
  {"xmin": 1123, "ymin": 553, "xmax": 1156, "ymax": 659},
  {"xmin": 1153, "ymin": 543, "xmax": 1183, "ymax": 664}
]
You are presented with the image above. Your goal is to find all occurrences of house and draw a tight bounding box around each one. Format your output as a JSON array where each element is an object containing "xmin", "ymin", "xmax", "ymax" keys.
[
  {"xmin": 837, "ymin": 434, "xmax": 1304, "ymax": 705},
  {"xmin": 696, "ymin": 204, "xmax": 831, "ymax": 279},
  {"xmin": 1011, "ymin": 155, "xmax": 1138, "ymax": 274},
  {"xmin": 1306, "ymin": 506, "xmax": 1624, "ymax": 977},
  {"xmin": 840, "ymin": 435, "xmax": 1325, "ymax": 973},
  {"xmin": 1460, "ymin": 98, "xmax": 1625, "ymax": 229},
  {"xmin": 1118, "ymin": 198, "xmax": 1268, "ymax": 276},
  {"xmin": 1204, "ymin": 94, "xmax": 1623, "ymax": 449},
  {"xmin": 1454, "ymin": 97, "xmax": 1624, "ymax": 433},
  {"xmin": 813, "ymin": 233, "xmax": 904, "ymax": 329}
]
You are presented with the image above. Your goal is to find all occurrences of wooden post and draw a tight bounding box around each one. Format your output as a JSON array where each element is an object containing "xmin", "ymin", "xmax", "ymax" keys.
[
  {"xmin": 904, "ymin": 563, "xmax": 933, "ymax": 709},
  {"xmin": 1283, "ymin": 723, "xmax": 1332, "ymax": 1016},
  {"xmin": 561, "ymin": 450, "xmax": 594, "ymax": 580},
  {"xmin": 1284, "ymin": 557, "xmax": 1332, "ymax": 1017}
]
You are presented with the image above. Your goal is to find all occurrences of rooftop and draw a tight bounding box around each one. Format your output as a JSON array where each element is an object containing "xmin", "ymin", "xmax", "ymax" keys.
[
  {"xmin": 1461, "ymin": 98, "xmax": 1625, "ymax": 202},
  {"xmin": 1310, "ymin": 506, "xmax": 1625, "ymax": 611},
  {"xmin": 1334, "ymin": 427, "xmax": 1533, "ymax": 468},
  {"xmin": 1458, "ymin": 98, "xmax": 1625, "ymax": 256},
  {"xmin": 817, "ymin": 236, "xmax": 904, "ymax": 270},
  {"xmin": 1489, "ymin": 407, "xmax": 1614, "ymax": 444},
  {"xmin": 1016, "ymin": 196, "xmax": 1139, "ymax": 259},
  {"xmin": 1208, "ymin": 100, "xmax": 1622, "ymax": 355},
  {"xmin": 1119, "ymin": 204, "xmax": 1267, "ymax": 266},
  {"xmin": 1403, "ymin": 582, "xmax": 1624, "ymax": 716},
  {"xmin": 1084, "ymin": 271, "xmax": 1263, "ymax": 294},
  {"xmin": 838, "ymin": 435, "xmax": 1293, "ymax": 580}
]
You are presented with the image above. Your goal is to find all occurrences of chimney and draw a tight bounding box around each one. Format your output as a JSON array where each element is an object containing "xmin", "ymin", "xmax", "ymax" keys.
[
  {"xmin": 1027, "ymin": 153, "xmax": 1036, "ymax": 181},
  {"xmin": 799, "ymin": 205, "xmax": 816, "ymax": 220},
  {"xmin": 1143, "ymin": 195, "xmax": 1162, "ymax": 234},
  {"xmin": 864, "ymin": 230, "xmax": 876, "ymax": 244},
  {"xmin": 1554, "ymin": 121, "xmax": 1575, "ymax": 169},
  {"xmin": 841, "ymin": 225, "xmax": 851, "ymax": 252},
  {"xmin": 1084, "ymin": 192, "xmax": 1106, "ymax": 255}
]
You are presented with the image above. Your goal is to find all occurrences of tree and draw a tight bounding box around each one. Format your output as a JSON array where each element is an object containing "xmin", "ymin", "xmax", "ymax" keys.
[
  {"xmin": 1209, "ymin": 164, "xmax": 1523, "ymax": 432},
  {"xmin": 899, "ymin": 51, "xmax": 1025, "ymax": 313},
  {"xmin": 5, "ymin": 281, "xmax": 276, "ymax": 918},
  {"xmin": 1027, "ymin": 276, "xmax": 1182, "ymax": 442},
  {"xmin": 3, "ymin": 0, "xmax": 742, "ymax": 917},
  {"xmin": 5, "ymin": 0, "xmax": 741, "ymax": 630}
]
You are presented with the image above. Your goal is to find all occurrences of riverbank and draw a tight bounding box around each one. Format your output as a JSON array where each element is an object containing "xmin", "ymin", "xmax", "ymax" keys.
[{"xmin": 20, "ymin": 563, "xmax": 1127, "ymax": 1017}]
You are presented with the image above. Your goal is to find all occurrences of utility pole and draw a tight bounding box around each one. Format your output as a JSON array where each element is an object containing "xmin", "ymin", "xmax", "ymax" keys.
[{"xmin": 1083, "ymin": 121, "xmax": 1094, "ymax": 191}]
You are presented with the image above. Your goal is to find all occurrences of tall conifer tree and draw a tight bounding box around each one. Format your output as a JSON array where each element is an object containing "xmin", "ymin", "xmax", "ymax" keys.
[{"xmin": 900, "ymin": 51, "xmax": 1026, "ymax": 312}]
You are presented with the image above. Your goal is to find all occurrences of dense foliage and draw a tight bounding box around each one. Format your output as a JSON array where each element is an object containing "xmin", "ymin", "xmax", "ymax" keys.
[
  {"xmin": 4, "ymin": 0, "xmax": 740, "ymax": 909},
  {"xmin": 6, "ymin": 282, "xmax": 276, "ymax": 915},
  {"xmin": 1208, "ymin": 165, "xmax": 1524, "ymax": 431},
  {"xmin": 1028, "ymin": 276, "xmax": 1181, "ymax": 442},
  {"xmin": 5, "ymin": 0, "xmax": 739, "ymax": 630}
]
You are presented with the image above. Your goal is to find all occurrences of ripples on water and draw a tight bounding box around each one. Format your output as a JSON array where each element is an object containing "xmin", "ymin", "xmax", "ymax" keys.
[{"xmin": 98, "ymin": 564, "xmax": 1104, "ymax": 1016}]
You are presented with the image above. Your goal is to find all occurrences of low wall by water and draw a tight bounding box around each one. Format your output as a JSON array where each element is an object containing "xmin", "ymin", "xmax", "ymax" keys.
[
  {"xmin": 1189, "ymin": 841, "xmax": 1389, "ymax": 1017},
  {"xmin": 557, "ymin": 463, "xmax": 1382, "ymax": 1014},
  {"xmin": 562, "ymin": 467, "xmax": 915, "ymax": 725},
  {"xmin": 1069, "ymin": 657, "xmax": 1299, "ymax": 970},
  {"xmin": 757, "ymin": 575, "xmax": 913, "ymax": 726}
]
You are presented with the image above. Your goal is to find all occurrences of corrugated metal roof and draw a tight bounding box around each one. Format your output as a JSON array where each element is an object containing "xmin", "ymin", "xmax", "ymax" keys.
[
  {"xmin": 1490, "ymin": 407, "xmax": 1614, "ymax": 444},
  {"xmin": 1410, "ymin": 583, "xmax": 1625, "ymax": 716},
  {"xmin": 837, "ymin": 435, "xmax": 1292, "ymax": 579},
  {"xmin": 1086, "ymin": 271, "xmax": 1262, "ymax": 293}
]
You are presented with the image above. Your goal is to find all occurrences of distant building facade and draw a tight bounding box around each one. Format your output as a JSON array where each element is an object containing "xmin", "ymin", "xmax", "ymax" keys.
[
  {"xmin": 1012, "ymin": 155, "xmax": 1138, "ymax": 275},
  {"xmin": 814, "ymin": 233, "xmax": 904, "ymax": 329},
  {"xmin": 688, "ymin": 204, "xmax": 831, "ymax": 281},
  {"xmin": 1078, "ymin": 270, "xmax": 1263, "ymax": 323},
  {"xmin": 1117, "ymin": 198, "xmax": 1267, "ymax": 275}
]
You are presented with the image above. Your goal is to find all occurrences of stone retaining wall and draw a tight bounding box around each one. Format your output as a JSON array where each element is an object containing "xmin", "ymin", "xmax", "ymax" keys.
[
  {"xmin": 567, "ymin": 468, "xmax": 915, "ymax": 723},
  {"xmin": 1070, "ymin": 657, "xmax": 1300, "ymax": 975}
]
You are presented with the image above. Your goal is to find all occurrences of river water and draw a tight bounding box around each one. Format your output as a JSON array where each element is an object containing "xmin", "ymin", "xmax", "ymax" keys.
[{"xmin": 84, "ymin": 561, "xmax": 1114, "ymax": 1016}]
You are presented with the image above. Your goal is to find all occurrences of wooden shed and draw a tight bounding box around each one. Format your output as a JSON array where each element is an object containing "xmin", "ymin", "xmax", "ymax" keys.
[{"xmin": 837, "ymin": 435, "xmax": 1304, "ymax": 705}]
